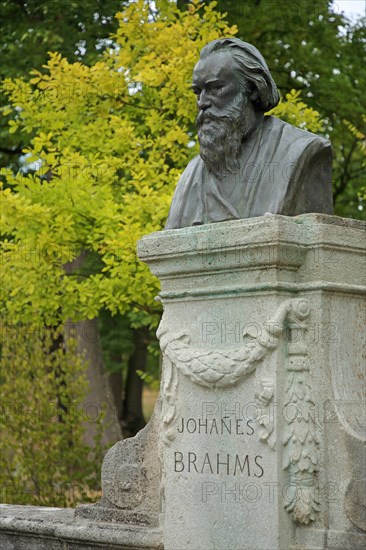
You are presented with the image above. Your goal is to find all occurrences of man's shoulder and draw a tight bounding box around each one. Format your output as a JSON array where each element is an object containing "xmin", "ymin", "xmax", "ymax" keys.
[
  {"xmin": 185, "ymin": 154, "xmax": 203, "ymax": 169},
  {"xmin": 178, "ymin": 154, "xmax": 203, "ymax": 183},
  {"xmin": 265, "ymin": 116, "xmax": 331, "ymax": 150}
]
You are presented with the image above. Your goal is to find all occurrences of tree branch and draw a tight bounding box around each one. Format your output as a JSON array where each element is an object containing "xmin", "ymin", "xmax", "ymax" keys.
[
  {"xmin": 0, "ymin": 146, "xmax": 23, "ymax": 155},
  {"xmin": 334, "ymin": 139, "xmax": 358, "ymax": 199}
]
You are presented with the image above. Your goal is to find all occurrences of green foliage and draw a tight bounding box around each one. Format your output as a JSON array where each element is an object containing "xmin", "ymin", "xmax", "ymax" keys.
[
  {"xmin": 136, "ymin": 370, "xmax": 160, "ymax": 392},
  {"xmin": 0, "ymin": 0, "xmax": 326, "ymax": 332},
  {"xmin": 343, "ymin": 116, "xmax": 366, "ymax": 157},
  {"xmin": 98, "ymin": 310, "xmax": 135, "ymax": 375},
  {"xmin": 0, "ymin": 1, "xmax": 128, "ymax": 169},
  {"xmin": 344, "ymin": 115, "xmax": 366, "ymax": 201},
  {"xmin": 0, "ymin": 0, "xmax": 124, "ymax": 79},
  {"xmin": 0, "ymin": 0, "xmax": 231, "ymax": 328},
  {"xmin": 269, "ymin": 89, "xmax": 324, "ymax": 133},
  {"xmin": 0, "ymin": 324, "xmax": 105, "ymax": 506}
]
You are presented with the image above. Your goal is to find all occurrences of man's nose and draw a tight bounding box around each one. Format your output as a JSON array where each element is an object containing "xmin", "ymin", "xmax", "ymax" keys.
[{"xmin": 197, "ymin": 90, "xmax": 211, "ymax": 110}]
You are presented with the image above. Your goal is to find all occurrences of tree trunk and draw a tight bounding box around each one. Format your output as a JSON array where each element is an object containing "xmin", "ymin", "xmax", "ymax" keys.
[
  {"xmin": 67, "ymin": 318, "xmax": 123, "ymax": 447},
  {"xmin": 121, "ymin": 327, "xmax": 149, "ymax": 438},
  {"xmin": 108, "ymin": 370, "xmax": 123, "ymax": 428},
  {"xmin": 64, "ymin": 253, "xmax": 122, "ymax": 447}
]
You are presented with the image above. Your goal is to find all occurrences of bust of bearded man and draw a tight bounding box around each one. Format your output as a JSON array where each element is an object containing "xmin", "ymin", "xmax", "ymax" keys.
[{"xmin": 165, "ymin": 38, "xmax": 333, "ymax": 229}]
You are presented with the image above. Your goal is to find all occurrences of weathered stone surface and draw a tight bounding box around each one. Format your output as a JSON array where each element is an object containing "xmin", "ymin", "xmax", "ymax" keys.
[
  {"xmin": 76, "ymin": 402, "xmax": 161, "ymax": 527},
  {"xmin": 0, "ymin": 505, "xmax": 162, "ymax": 549},
  {"xmin": 137, "ymin": 213, "xmax": 366, "ymax": 550}
]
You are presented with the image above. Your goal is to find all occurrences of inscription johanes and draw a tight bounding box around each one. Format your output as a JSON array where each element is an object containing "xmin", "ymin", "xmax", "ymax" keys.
[
  {"xmin": 177, "ymin": 416, "xmax": 254, "ymax": 435},
  {"xmin": 174, "ymin": 452, "xmax": 264, "ymax": 477}
]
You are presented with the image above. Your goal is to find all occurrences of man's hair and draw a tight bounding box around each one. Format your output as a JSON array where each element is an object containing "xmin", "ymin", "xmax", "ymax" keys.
[{"xmin": 199, "ymin": 38, "xmax": 280, "ymax": 112}]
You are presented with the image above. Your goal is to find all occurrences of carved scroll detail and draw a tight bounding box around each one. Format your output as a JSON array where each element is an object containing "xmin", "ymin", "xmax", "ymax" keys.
[
  {"xmin": 282, "ymin": 299, "xmax": 320, "ymax": 524},
  {"xmin": 161, "ymin": 356, "xmax": 179, "ymax": 445},
  {"xmin": 256, "ymin": 377, "xmax": 276, "ymax": 450}
]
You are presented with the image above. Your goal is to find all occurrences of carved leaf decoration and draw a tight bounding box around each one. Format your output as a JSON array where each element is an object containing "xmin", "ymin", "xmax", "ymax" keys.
[
  {"xmin": 296, "ymin": 422, "xmax": 309, "ymax": 444},
  {"xmin": 231, "ymin": 345, "xmax": 257, "ymax": 361},
  {"xmin": 278, "ymin": 300, "xmax": 321, "ymax": 525},
  {"xmin": 291, "ymin": 442, "xmax": 302, "ymax": 463},
  {"xmin": 259, "ymin": 412, "xmax": 277, "ymax": 450},
  {"xmin": 157, "ymin": 324, "xmax": 266, "ymax": 388},
  {"xmin": 298, "ymin": 456, "xmax": 311, "ymax": 471},
  {"xmin": 309, "ymin": 448, "xmax": 318, "ymax": 465},
  {"xmin": 285, "ymin": 484, "xmax": 320, "ymax": 524},
  {"xmin": 157, "ymin": 300, "xmax": 311, "ymax": 389}
]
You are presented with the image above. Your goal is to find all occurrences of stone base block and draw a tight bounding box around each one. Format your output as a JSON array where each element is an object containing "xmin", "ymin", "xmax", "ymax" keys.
[
  {"xmin": 0, "ymin": 505, "xmax": 163, "ymax": 550},
  {"xmin": 76, "ymin": 499, "xmax": 153, "ymax": 527}
]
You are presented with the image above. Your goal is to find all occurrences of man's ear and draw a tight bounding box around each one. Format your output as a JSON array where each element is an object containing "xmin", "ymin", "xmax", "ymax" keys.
[{"xmin": 250, "ymin": 88, "xmax": 259, "ymax": 103}]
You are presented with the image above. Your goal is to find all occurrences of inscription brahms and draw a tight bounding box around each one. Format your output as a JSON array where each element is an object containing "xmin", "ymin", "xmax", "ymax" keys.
[{"xmin": 174, "ymin": 452, "xmax": 264, "ymax": 477}]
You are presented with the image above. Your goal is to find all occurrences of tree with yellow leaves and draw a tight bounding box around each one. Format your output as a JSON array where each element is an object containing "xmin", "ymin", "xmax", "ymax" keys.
[
  {"xmin": 1, "ymin": 0, "xmax": 325, "ymax": 444},
  {"xmin": 0, "ymin": 0, "xmax": 325, "ymax": 324}
]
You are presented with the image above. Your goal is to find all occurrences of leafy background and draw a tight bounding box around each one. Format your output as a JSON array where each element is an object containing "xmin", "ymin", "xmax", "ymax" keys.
[{"xmin": 0, "ymin": 0, "xmax": 364, "ymax": 505}]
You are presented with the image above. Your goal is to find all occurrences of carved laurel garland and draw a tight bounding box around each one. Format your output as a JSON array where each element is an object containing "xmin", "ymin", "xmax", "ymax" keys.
[
  {"xmin": 281, "ymin": 299, "xmax": 320, "ymax": 524},
  {"xmin": 157, "ymin": 300, "xmax": 297, "ymax": 389}
]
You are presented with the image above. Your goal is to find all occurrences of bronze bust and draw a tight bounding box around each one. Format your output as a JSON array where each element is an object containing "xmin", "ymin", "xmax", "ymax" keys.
[{"xmin": 165, "ymin": 38, "xmax": 333, "ymax": 229}]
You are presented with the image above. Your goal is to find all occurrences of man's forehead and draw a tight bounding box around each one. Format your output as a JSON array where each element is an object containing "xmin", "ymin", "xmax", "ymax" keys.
[{"xmin": 192, "ymin": 50, "xmax": 236, "ymax": 85}]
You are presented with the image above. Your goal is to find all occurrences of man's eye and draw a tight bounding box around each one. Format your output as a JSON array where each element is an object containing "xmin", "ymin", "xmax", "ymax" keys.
[{"xmin": 207, "ymin": 85, "xmax": 222, "ymax": 94}]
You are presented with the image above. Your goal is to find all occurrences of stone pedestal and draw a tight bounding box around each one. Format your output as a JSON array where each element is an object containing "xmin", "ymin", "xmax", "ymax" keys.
[
  {"xmin": 137, "ymin": 214, "xmax": 365, "ymax": 550},
  {"xmin": 1, "ymin": 214, "xmax": 365, "ymax": 550}
]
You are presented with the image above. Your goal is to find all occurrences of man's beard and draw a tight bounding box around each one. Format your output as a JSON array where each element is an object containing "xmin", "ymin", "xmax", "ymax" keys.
[{"xmin": 197, "ymin": 98, "xmax": 256, "ymax": 180}]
